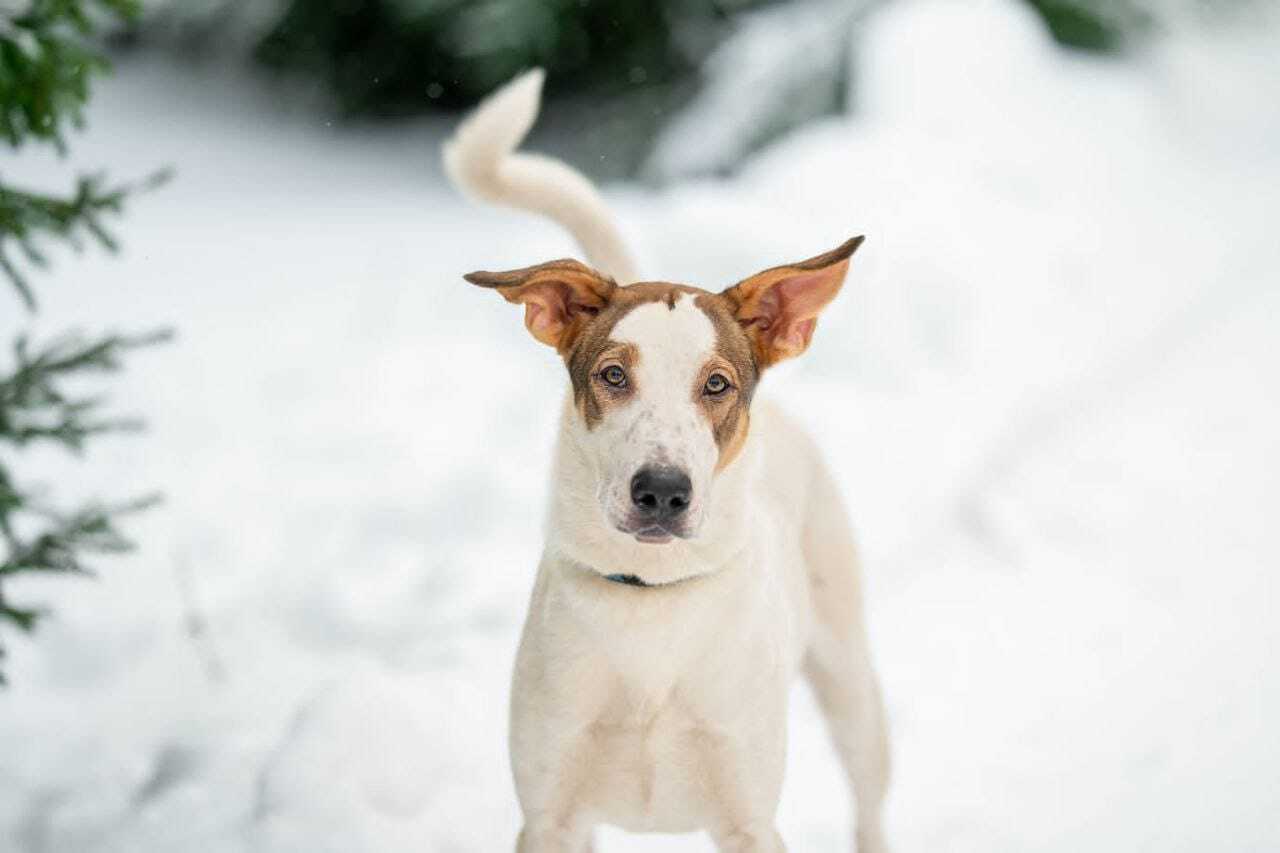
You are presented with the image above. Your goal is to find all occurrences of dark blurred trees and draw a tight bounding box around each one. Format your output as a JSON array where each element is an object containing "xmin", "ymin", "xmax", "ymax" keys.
[
  {"xmin": 238, "ymin": 0, "xmax": 1145, "ymax": 117},
  {"xmin": 253, "ymin": 0, "xmax": 765, "ymax": 116},
  {"xmin": 121, "ymin": 0, "xmax": 1159, "ymax": 179},
  {"xmin": 0, "ymin": 0, "xmax": 166, "ymax": 684},
  {"xmin": 1024, "ymin": 0, "xmax": 1150, "ymax": 52}
]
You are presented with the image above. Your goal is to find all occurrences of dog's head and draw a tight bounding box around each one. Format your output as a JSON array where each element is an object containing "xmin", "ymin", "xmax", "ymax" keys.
[{"xmin": 465, "ymin": 237, "xmax": 862, "ymax": 545}]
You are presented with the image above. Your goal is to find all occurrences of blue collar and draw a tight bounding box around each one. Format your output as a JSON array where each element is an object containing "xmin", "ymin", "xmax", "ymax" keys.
[
  {"xmin": 603, "ymin": 573, "xmax": 650, "ymax": 587},
  {"xmin": 601, "ymin": 571, "xmax": 706, "ymax": 589}
]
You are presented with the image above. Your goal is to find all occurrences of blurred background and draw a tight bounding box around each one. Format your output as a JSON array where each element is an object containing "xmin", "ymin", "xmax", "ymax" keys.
[{"xmin": 2, "ymin": 0, "xmax": 1278, "ymax": 850}]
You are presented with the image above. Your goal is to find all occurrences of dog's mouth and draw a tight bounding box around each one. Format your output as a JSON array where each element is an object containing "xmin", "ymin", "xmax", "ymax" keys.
[
  {"xmin": 632, "ymin": 525, "xmax": 677, "ymax": 545},
  {"xmin": 610, "ymin": 494, "xmax": 698, "ymax": 544},
  {"xmin": 614, "ymin": 522, "xmax": 690, "ymax": 545}
]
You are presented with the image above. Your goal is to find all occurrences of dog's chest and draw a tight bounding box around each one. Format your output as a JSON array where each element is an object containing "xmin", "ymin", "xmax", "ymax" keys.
[
  {"xmin": 563, "ymin": 582, "xmax": 791, "ymax": 830},
  {"xmin": 583, "ymin": 636, "xmax": 787, "ymax": 832},
  {"xmin": 512, "ymin": 513, "xmax": 812, "ymax": 832}
]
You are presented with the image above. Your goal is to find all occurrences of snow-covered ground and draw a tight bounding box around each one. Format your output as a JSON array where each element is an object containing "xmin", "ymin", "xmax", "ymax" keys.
[{"xmin": 3, "ymin": 1, "xmax": 1278, "ymax": 850}]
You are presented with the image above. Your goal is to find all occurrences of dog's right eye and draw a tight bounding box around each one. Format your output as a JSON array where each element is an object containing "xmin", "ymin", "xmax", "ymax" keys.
[{"xmin": 601, "ymin": 365, "xmax": 628, "ymax": 387}]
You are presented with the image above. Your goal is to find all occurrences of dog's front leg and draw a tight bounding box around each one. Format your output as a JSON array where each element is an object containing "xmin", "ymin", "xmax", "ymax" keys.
[
  {"xmin": 689, "ymin": 725, "xmax": 788, "ymax": 853},
  {"xmin": 511, "ymin": 719, "xmax": 599, "ymax": 853}
]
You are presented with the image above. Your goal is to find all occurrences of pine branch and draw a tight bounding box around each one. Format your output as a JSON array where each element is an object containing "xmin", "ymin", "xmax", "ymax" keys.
[
  {"xmin": 0, "ymin": 0, "xmax": 141, "ymax": 151},
  {"xmin": 0, "ymin": 1, "xmax": 165, "ymax": 685},
  {"xmin": 0, "ymin": 329, "xmax": 167, "ymax": 681},
  {"xmin": 0, "ymin": 328, "xmax": 172, "ymax": 451},
  {"xmin": 0, "ymin": 173, "xmax": 126, "ymax": 309},
  {"xmin": 0, "ymin": 494, "xmax": 159, "ymax": 578},
  {"xmin": 0, "ymin": 0, "xmax": 160, "ymax": 308},
  {"xmin": 0, "ymin": 169, "xmax": 172, "ymax": 309},
  {"xmin": 0, "ymin": 490, "xmax": 160, "ymax": 681}
]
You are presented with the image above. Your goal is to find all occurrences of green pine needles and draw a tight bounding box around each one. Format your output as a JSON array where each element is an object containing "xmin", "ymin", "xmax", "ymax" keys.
[{"xmin": 0, "ymin": 0, "xmax": 166, "ymax": 684}]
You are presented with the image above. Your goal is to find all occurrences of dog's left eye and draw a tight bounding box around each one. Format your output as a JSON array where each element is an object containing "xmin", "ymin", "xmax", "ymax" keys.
[
  {"xmin": 704, "ymin": 373, "xmax": 732, "ymax": 396},
  {"xmin": 601, "ymin": 365, "xmax": 628, "ymax": 387}
]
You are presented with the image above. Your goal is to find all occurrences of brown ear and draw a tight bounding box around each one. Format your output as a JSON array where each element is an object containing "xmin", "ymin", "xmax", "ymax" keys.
[
  {"xmin": 721, "ymin": 236, "xmax": 864, "ymax": 367},
  {"xmin": 464, "ymin": 258, "xmax": 616, "ymax": 352}
]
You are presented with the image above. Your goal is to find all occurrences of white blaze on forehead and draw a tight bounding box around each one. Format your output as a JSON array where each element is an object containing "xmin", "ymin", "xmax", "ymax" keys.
[
  {"xmin": 611, "ymin": 294, "xmax": 716, "ymax": 395},
  {"xmin": 592, "ymin": 293, "xmax": 721, "ymax": 536}
]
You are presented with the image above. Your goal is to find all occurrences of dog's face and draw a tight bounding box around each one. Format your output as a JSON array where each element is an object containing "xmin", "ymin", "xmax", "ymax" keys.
[{"xmin": 466, "ymin": 237, "xmax": 862, "ymax": 544}]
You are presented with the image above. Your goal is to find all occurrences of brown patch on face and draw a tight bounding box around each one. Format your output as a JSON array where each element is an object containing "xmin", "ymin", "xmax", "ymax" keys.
[
  {"xmin": 565, "ymin": 281, "xmax": 707, "ymax": 428},
  {"xmin": 693, "ymin": 292, "xmax": 760, "ymax": 472},
  {"xmin": 575, "ymin": 340, "xmax": 638, "ymax": 427},
  {"xmin": 713, "ymin": 409, "xmax": 751, "ymax": 473}
]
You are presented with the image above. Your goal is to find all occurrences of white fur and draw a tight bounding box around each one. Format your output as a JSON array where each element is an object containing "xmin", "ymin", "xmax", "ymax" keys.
[{"xmin": 444, "ymin": 71, "xmax": 890, "ymax": 852}]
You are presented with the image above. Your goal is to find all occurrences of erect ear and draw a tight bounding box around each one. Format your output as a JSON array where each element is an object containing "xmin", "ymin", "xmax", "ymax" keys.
[
  {"xmin": 720, "ymin": 236, "xmax": 864, "ymax": 368},
  {"xmin": 464, "ymin": 258, "xmax": 616, "ymax": 352}
]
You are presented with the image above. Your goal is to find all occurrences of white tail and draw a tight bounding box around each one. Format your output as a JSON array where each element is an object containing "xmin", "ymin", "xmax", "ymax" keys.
[{"xmin": 442, "ymin": 68, "xmax": 640, "ymax": 284}]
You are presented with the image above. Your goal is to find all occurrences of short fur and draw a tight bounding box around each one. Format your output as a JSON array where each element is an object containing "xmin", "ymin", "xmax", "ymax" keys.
[{"xmin": 445, "ymin": 69, "xmax": 890, "ymax": 853}]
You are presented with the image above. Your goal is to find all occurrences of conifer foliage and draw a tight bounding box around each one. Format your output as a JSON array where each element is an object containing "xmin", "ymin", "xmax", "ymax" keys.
[{"xmin": 0, "ymin": 0, "xmax": 166, "ymax": 683}]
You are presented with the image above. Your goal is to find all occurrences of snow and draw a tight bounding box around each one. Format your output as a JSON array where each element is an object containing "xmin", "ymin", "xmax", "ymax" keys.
[{"xmin": 3, "ymin": 1, "xmax": 1279, "ymax": 850}]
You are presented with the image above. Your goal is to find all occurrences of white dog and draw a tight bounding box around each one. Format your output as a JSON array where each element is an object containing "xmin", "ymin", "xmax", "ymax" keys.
[{"xmin": 444, "ymin": 69, "xmax": 890, "ymax": 853}]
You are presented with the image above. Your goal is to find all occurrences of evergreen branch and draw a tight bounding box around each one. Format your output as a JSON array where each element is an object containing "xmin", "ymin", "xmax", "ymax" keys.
[
  {"xmin": 0, "ymin": 171, "xmax": 173, "ymax": 310},
  {"xmin": 0, "ymin": 600, "xmax": 39, "ymax": 633},
  {"xmin": 0, "ymin": 493, "xmax": 160, "ymax": 578},
  {"xmin": 0, "ymin": 486, "xmax": 159, "ymax": 681},
  {"xmin": 0, "ymin": 246, "xmax": 35, "ymax": 308},
  {"xmin": 0, "ymin": 0, "xmax": 140, "ymax": 151},
  {"xmin": 0, "ymin": 1, "xmax": 166, "ymax": 311},
  {"xmin": 0, "ymin": 328, "xmax": 172, "ymax": 452},
  {"xmin": 0, "ymin": 0, "xmax": 161, "ymax": 686},
  {"xmin": 0, "ymin": 325, "xmax": 164, "ymax": 681}
]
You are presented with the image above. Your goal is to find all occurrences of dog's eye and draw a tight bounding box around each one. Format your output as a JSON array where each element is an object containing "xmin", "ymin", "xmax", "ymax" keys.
[
  {"xmin": 704, "ymin": 373, "xmax": 732, "ymax": 396},
  {"xmin": 601, "ymin": 365, "xmax": 628, "ymax": 387}
]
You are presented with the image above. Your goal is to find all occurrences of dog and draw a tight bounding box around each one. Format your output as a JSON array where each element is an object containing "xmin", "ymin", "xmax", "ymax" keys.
[{"xmin": 444, "ymin": 69, "xmax": 890, "ymax": 853}]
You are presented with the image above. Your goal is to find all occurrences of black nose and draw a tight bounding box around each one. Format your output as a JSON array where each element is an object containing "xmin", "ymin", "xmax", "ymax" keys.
[{"xmin": 630, "ymin": 467, "xmax": 692, "ymax": 521}]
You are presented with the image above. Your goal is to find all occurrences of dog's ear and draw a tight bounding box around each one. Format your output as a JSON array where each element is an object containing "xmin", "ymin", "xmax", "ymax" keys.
[
  {"xmin": 465, "ymin": 259, "xmax": 616, "ymax": 352},
  {"xmin": 720, "ymin": 236, "xmax": 864, "ymax": 367}
]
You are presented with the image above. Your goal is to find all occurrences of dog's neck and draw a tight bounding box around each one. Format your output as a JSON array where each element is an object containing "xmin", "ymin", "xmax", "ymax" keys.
[{"xmin": 544, "ymin": 396, "xmax": 757, "ymax": 586}]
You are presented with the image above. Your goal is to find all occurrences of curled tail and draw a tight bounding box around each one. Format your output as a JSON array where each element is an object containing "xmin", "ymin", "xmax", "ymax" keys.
[{"xmin": 442, "ymin": 68, "xmax": 640, "ymax": 284}]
